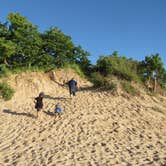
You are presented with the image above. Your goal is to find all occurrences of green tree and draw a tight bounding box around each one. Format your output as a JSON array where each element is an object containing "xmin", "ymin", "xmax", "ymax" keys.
[
  {"xmin": 111, "ymin": 50, "xmax": 118, "ymax": 57},
  {"xmin": 96, "ymin": 51, "xmax": 139, "ymax": 81},
  {"xmin": 0, "ymin": 13, "xmax": 91, "ymax": 73},
  {"xmin": 0, "ymin": 22, "xmax": 8, "ymax": 38},
  {"xmin": 7, "ymin": 12, "xmax": 41, "ymax": 68},
  {"xmin": 41, "ymin": 27, "xmax": 75, "ymax": 67},
  {"xmin": 0, "ymin": 37, "xmax": 16, "ymax": 66},
  {"xmin": 96, "ymin": 56, "xmax": 112, "ymax": 76},
  {"xmin": 142, "ymin": 54, "xmax": 164, "ymax": 92},
  {"xmin": 73, "ymin": 45, "xmax": 91, "ymax": 71}
]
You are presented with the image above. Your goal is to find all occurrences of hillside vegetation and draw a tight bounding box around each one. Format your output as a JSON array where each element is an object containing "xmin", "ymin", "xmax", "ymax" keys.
[
  {"xmin": 0, "ymin": 13, "xmax": 166, "ymax": 165},
  {"xmin": 0, "ymin": 13, "xmax": 166, "ymax": 101}
]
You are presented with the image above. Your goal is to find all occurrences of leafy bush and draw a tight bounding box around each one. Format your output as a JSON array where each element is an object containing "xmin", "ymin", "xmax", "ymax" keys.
[
  {"xmin": 0, "ymin": 64, "xmax": 11, "ymax": 77},
  {"xmin": 0, "ymin": 82, "xmax": 15, "ymax": 101},
  {"xmin": 160, "ymin": 82, "xmax": 166, "ymax": 90},
  {"xmin": 97, "ymin": 54, "xmax": 140, "ymax": 82},
  {"xmin": 63, "ymin": 63, "xmax": 85, "ymax": 78},
  {"xmin": 107, "ymin": 82, "xmax": 117, "ymax": 91},
  {"xmin": 122, "ymin": 82, "xmax": 138, "ymax": 96},
  {"xmin": 96, "ymin": 56, "xmax": 112, "ymax": 76},
  {"xmin": 91, "ymin": 72, "xmax": 117, "ymax": 90},
  {"xmin": 91, "ymin": 72, "xmax": 105, "ymax": 87}
]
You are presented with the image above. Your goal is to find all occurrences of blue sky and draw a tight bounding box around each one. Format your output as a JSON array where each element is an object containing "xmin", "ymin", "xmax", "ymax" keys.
[{"xmin": 0, "ymin": 0, "xmax": 166, "ymax": 67}]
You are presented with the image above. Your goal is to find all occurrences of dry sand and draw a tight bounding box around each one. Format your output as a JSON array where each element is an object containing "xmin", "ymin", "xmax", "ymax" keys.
[{"xmin": 0, "ymin": 70, "xmax": 166, "ymax": 166}]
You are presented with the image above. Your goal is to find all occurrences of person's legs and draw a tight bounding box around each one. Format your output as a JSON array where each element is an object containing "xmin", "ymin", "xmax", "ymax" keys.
[
  {"xmin": 36, "ymin": 108, "xmax": 42, "ymax": 120},
  {"xmin": 36, "ymin": 107, "xmax": 42, "ymax": 118},
  {"xmin": 39, "ymin": 109, "xmax": 43, "ymax": 120},
  {"xmin": 71, "ymin": 88, "xmax": 76, "ymax": 96},
  {"xmin": 73, "ymin": 91, "xmax": 76, "ymax": 96},
  {"xmin": 54, "ymin": 112, "xmax": 57, "ymax": 121},
  {"xmin": 69, "ymin": 87, "xmax": 72, "ymax": 97},
  {"xmin": 36, "ymin": 110, "xmax": 38, "ymax": 118},
  {"xmin": 54, "ymin": 112, "xmax": 61, "ymax": 122}
]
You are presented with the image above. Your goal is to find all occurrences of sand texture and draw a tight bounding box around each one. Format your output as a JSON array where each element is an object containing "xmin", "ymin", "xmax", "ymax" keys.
[{"xmin": 0, "ymin": 70, "xmax": 166, "ymax": 166}]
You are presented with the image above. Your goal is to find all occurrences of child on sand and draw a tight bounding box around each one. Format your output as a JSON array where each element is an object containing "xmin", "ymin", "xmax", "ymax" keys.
[
  {"xmin": 54, "ymin": 103, "xmax": 62, "ymax": 119},
  {"xmin": 34, "ymin": 92, "xmax": 44, "ymax": 118}
]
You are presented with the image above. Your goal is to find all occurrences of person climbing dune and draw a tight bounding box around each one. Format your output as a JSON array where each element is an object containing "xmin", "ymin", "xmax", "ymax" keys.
[
  {"xmin": 34, "ymin": 92, "xmax": 44, "ymax": 119},
  {"xmin": 67, "ymin": 78, "xmax": 78, "ymax": 97}
]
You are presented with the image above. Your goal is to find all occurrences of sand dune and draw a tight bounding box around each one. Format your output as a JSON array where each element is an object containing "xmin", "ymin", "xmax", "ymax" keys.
[{"xmin": 0, "ymin": 70, "xmax": 166, "ymax": 166}]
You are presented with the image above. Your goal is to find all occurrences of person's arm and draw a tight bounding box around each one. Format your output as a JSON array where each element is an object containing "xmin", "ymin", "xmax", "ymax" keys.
[
  {"xmin": 75, "ymin": 81, "xmax": 79, "ymax": 90},
  {"xmin": 34, "ymin": 97, "xmax": 37, "ymax": 103},
  {"xmin": 63, "ymin": 80, "xmax": 68, "ymax": 86}
]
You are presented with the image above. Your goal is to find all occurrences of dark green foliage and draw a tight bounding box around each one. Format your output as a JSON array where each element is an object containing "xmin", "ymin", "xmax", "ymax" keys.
[
  {"xmin": 73, "ymin": 45, "xmax": 91, "ymax": 73},
  {"xmin": 160, "ymin": 82, "xmax": 166, "ymax": 90},
  {"xmin": 96, "ymin": 56, "xmax": 112, "ymax": 76},
  {"xmin": 0, "ymin": 82, "xmax": 15, "ymax": 100},
  {"xmin": 91, "ymin": 72, "xmax": 117, "ymax": 90},
  {"xmin": 161, "ymin": 70, "xmax": 166, "ymax": 85},
  {"xmin": 0, "ymin": 37, "xmax": 16, "ymax": 66},
  {"xmin": 40, "ymin": 27, "xmax": 75, "ymax": 67},
  {"xmin": 0, "ymin": 22, "xmax": 8, "ymax": 37},
  {"xmin": 0, "ymin": 64, "xmax": 10, "ymax": 77},
  {"xmin": 7, "ymin": 13, "xmax": 41, "ymax": 68},
  {"xmin": 141, "ymin": 54, "xmax": 164, "ymax": 80},
  {"xmin": 97, "ymin": 52, "xmax": 140, "ymax": 81},
  {"xmin": 140, "ymin": 54, "xmax": 165, "ymax": 92},
  {"xmin": 0, "ymin": 13, "xmax": 90, "ymax": 74},
  {"xmin": 91, "ymin": 72, "xmax": 106, "ymax": 87},
  {"xmin": 122, "ymin": 82, "xmax": 138, "ymax": 96}
]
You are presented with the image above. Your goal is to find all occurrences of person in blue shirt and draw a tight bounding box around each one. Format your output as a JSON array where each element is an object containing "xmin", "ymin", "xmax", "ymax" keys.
[{"xmin": 68, "ymin": 78, "xmax": 77, "ymax": 97}]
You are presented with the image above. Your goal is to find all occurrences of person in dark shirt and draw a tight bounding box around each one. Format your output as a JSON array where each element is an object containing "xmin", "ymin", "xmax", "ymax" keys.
[
  {"xmin": 34, "ymin": 92, "xmax": 44, "ymax": 118},
  {"xmin": 68, "ymin": 78, "xmax": 77, "ymax": 97}
]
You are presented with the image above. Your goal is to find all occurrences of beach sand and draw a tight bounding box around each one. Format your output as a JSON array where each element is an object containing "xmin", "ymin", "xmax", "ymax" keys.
[{"xmin": 0, "ymin": 71, "xmax": 166, "ymax": 166}]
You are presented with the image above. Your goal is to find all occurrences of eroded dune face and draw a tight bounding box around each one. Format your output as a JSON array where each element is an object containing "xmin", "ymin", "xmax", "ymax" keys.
[{"xmin": 0, "ymin": 70, "xmax": 166, "ymax": 166}]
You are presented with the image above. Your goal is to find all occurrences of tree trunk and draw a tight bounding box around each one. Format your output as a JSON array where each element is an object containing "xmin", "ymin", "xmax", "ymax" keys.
[
  {"xmin": 147, "ymin": 76, "xmax": 152, "ymax": 91},
  {"xmin": 154, "ymin": 76, "xmax": 157, "ymax": 93},
  {"xmin": 4, "ymin": 58, "xmax": 9, "ymax": 66}
]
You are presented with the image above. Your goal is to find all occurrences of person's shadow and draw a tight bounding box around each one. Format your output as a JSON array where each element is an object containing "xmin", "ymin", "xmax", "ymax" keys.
[
  {"xmin": 44, "ymin": 95, "xmax": 69, "ymax": 101},
  {"xmin": 43, "ymin": 111, "xmax": 55, "ymax": 117},
  {"xmin": 3, "ymin": 109, "xmax": 35, "ymax": 118}
]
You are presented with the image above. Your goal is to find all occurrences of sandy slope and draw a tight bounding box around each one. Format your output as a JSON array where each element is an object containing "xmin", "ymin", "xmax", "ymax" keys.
[{"xmin": 0, "ymin": 70, "xmax": 166, "ymax": 166}]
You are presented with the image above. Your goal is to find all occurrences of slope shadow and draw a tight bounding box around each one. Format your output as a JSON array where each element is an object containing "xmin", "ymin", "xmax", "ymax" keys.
[
  {"xmin": 78, "ymin": 86, "xmax": 116, "ymax": 93},
  {"xmin": 78, "ymin": 86, "xmax": 109, "ymax": 92},
  {"xmin": 44, "ymin": 95, "xmax": 69, "ymax": 101},
  {"xmin": 78, "ymin": 86, "xmax": 96, "ymax": 92},
  {"xmin": 3, "ymin": 109, "xmax": 35, "ymax": 118}
]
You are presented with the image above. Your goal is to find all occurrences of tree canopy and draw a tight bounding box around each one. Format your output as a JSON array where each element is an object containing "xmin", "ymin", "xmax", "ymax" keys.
[{"xmin": 0, "ymin": 12, "xmax": 90, "ymax": 70}]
